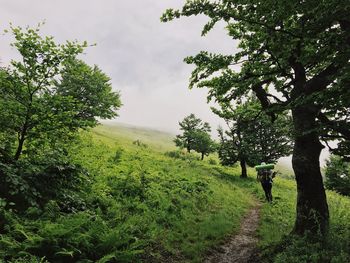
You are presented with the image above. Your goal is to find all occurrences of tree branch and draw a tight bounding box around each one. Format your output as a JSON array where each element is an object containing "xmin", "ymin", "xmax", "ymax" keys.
[
  {"xmin": 305, "ymin": 63, "xmax": 339, "ymax": 94},
  {"xmin": 317, "ymin": 112, "xmax": 350, "ymax": 140}
]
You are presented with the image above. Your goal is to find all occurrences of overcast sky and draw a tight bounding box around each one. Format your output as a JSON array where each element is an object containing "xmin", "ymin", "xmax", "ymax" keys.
[{"xmin": 0, "ymin": 0, "xmax": 239, "ymax": 134}]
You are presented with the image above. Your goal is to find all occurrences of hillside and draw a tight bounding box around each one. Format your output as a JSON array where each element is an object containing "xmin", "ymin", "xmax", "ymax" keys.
[
  {"xmin": 0, "ymin": 124, "xmax": 349, "ymax": 262},
  {"xmin": 96, "ymin": 123, "xmax": 177, "ymax": 151}
]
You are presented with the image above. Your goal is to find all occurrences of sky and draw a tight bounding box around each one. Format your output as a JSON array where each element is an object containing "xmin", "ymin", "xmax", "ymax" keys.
[{"xmin": 0, "ymin": 0, "xmax": 239, "ymax": 134}]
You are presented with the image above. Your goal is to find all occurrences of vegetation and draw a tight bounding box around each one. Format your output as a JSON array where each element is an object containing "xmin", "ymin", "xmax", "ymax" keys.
[
  {"xmin": 0, "ymin": 125, "xmax": 254, "ymax": 262},
  {"xmin": 215, "ymin": 99, "xmax": 292, "ymax": 178},
  {"xmin": 0, "ymin": 122, "xmax": 349, "ymax": 262},
  {"xmin": 0, "ymin": 26, "xmax": 121, "ymax": 210},
  {"xmin": 325, "ymin": 155, "xmax": 350, "ymax": 196},
  {"xmin": 174, "ymin": 114, "xmax": 215, "ymax": 160},
  {"xmin": 162, "ymin": 0, "xmax": 350, "ymax": 236},
  {"xmin": 1, "ymin": 1, "xmax": 349, "ymax": 261},
  {"xmin": 257, "ymin": 178, "xmax": 350, "ymax": 263}
]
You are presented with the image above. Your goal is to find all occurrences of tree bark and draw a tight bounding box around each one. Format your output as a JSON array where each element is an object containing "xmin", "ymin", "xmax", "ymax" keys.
[
  {"xmin": 14, "ymin": 110, "xmax": 31, "ymax": 161},
  {"xmin": 240, "ymin": 158, "xmax": 247, "ymax": 178},
  {"xmin": 201, "ymin": 152, "xmax": 204, "ymax": 160},
  {"xmin": 14, "ymin": 126, "xmax": 27, "ymax": 161},
  {"xmin": 291, "ymin": 106, "xmax": 329, "ymax": 235}
]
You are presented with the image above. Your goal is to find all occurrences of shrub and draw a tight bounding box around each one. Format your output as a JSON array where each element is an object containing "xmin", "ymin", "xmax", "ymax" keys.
[
  {"xmin": 133, "ymin": 140, "xmax": 148, "ymax": 148},
  {"xmin": 208, "ymin": 158, "xmax": 218, "ymax": 165},
  {"xmin": 111, "ymin": 147, "xmax": 124, "ymax": 164},
  {"xmin": 0, "ymin": 154, "xmax": 88, "ymax": 210},
  {"xmin": 164, "ymin": 150, "xmax": 200, "ymax": 162}
]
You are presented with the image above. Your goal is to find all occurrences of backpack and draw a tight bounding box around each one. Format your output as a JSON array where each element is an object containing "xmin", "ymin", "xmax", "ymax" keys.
[{"xmin": 258, "ymin": 169, "xmax": 272, "ymax": 183}]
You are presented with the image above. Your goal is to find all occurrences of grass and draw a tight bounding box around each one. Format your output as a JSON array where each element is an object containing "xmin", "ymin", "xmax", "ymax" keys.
[
  {"xmin": 0, "ymin": 124, "xmax": 256, "ymax": 262},
  {"xmin": 77, "ymin": 125, "xmax": 255, "ymax": 262},
  {"xmin": 1, "ymin": 123, "xmax": 349, "ymax": 262},
  {"xmin": 256, "ymin": 177, "xmax": 350, "ymax": 262},
  {"xmin": 95, "ymin": 123, "xmax": 176, "ymax": 152}
]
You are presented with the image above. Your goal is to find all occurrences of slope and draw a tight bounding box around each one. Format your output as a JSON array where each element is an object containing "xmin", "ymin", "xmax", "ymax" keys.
[
  {"xmin": 1, "ymin": 123, "xmax": 349, "ymax": 263},
  {"xmin": 0, "ymin": 123, "xmax": 256, "ymax": 263}
]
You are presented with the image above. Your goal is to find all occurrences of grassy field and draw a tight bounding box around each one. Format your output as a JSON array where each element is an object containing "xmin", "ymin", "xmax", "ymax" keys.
[
  {"xmin": 0, "ymin": 124, "xmax": 254, "ymax": 262},
  {"xmin": 75, "ymin": 124, "xmax": 255, "ymax": 262},
  {"xmin": 75, "ymin": 124, "xmax": 350, "ymax": 262},
  {"xmin": 0, "ymin": 123, "xmax": 349, "ymax": 262}
]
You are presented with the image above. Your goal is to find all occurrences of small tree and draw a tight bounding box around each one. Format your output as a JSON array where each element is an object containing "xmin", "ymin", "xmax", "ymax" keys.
[
  {"xmin": 192, "ymin": 130, "xmax": 217, "ymax": 160},
  {"xmin": 216, "ymin": 99, "xmax": 292, "ymax": 178},
  {"xmin": 174, "ymin": 114, "xmax": 211, "ymax": 153},
  {"xmin": 325, "ymin": 156, "xmax": 350, "ymax": 196}
]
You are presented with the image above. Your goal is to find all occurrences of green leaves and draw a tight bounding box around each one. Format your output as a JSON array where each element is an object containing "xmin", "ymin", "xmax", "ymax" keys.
[
  {"xmin": 0, "ymin": 25, "xmax": 121, "ymax": 162},
  {"xmin": 216, "ymin": 99, "xmax": 293, "ymax": 167},
  {"xmin": 0, "ymin": 25, "xmax": 121, "ymax": 210},
  {"xmin": 174, "ymin": 114, "xmax": 215, "ymax": 159},
  {"xmin": 325, "ymin": 156, "xmax": 350, "ymax": 196}
]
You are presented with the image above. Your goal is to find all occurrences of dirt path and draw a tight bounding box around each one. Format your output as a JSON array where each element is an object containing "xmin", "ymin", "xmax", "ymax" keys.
[{"xmin": 205, "ymin": 203, "xmax": 262, "ymax": 263}]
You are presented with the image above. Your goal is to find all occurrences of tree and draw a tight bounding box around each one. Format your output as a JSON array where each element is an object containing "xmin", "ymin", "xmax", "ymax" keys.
[
  {"xmin": 174, "ymin": 114, "xmax": 211, "ymax": 153},
  {"xmin": 325, "ymin": 156, "xmax": 350, "ymax": 196},
  {"xmin": 0, "ymin": 25, "xmax": 121, "ymax": 162},
  {"xmin": 192, "ymin": 130, "xmax": 217, "ymax": 160},
  {"xmin": 162, "ymin": 0, "xmax": 350, "ymax": 235},
  {"xmin": 0, "ymin": 25, "xmax": 121, "ymax": 207},
  {"xmin": 216, "ymin": 99, "xmax": 292, "ymax": 178}
]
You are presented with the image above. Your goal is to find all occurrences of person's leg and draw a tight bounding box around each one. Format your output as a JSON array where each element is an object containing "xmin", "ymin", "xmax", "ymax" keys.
[
  {"xmin": 267, "ymin": 183, "xmax": 273, "ymax": 202},
  {"xmin": 261, "ymin": 182, "xmax": 269, "ymax": 201},
  {"xmin": 269, "ymin": 184, "xmax": 273, "ymax": 202}
]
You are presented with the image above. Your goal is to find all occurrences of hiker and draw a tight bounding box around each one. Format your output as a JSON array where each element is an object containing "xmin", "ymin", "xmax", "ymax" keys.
[{"xmin": 257, "ymin": 163, "xmax": 276, "ymax": 202}]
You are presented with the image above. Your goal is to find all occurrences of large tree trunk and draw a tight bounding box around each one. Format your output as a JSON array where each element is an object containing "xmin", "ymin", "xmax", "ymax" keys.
[
  {"xmin": 291, "ymin": 106, "xmax": 329, "ymax": 235},
  {"xmin": 240, "ymin": 158, "xmax": 247, "ymax": 178}
]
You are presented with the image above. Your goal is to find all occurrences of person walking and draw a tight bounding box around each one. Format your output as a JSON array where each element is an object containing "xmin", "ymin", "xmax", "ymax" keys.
[{"xmin": 257, "ymin": 163, "xmax": 276, "ymax": 202}]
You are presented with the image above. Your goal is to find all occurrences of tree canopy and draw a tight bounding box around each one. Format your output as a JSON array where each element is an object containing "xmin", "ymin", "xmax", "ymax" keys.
[
  {"xmin": 216, "ymin": 99, "xmax": 292, "ymax": 177},
  {"xmin": 0, "ymin": 25, "xmax": 121, "ymax": 208},
  {"xmin": 174, "ymin": 114, "xmax": 215, "ymax": 159},
  {"xmin": 325, "ymin": 156, "xmax": 350, "ymax": 196},
  {"xmin": 0, "ymin": 25, "xmax": 121, "ymax": 162},
  {"xmin": 174, "ymin": 113, "xmax": 211, "ymax": 153},
  {"xmin": 192, "ymin": 129, "xmax": 217, "ymax": 160}
]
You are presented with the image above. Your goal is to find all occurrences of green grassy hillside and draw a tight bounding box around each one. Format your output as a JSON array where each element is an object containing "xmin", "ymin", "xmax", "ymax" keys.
[
  {"xmin": 1, "ymin": 123, "xmax": 349, "ymax": 263},
  {"xmin": 0, "ymin": 124, "xmax": 254, "ymax": 262},
  {"xmin": 96, "ymin": 123, "xmax": 176, "ymax": 151}
]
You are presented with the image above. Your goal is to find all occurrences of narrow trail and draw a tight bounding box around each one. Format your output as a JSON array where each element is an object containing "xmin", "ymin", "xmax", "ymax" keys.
[{"xmin": 205, "ymin": 203, "xmax": 262, "ymax": 263}]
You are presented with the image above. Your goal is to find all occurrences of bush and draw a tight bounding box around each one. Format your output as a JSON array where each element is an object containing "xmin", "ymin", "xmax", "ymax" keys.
[
  {"xmin": 111, "ymin": 147, "xmax": 124, "ymax": 164},
  {"xmin": 0, "ymin": 154, "xmax": 88, "ymax": 210},
  {"xmin": 164, "ymin": 150, "xmax": 200, "ymax": 162},
  {"xmin": 208, "ymin": 158, "xmax": 218, "ymax": 165},
  {"xmin": 325, "ymin": 156, "xmax": 350, "ymax": 196},
  {"xmin": 133, "ymin": 140, "xmax": 148, "ymax": 148}
]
